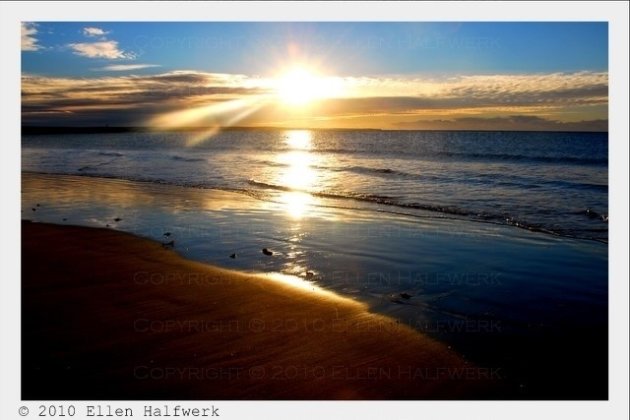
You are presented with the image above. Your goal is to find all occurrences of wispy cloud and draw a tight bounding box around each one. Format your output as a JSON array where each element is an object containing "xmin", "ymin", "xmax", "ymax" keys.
[
  {"xmin": 21, "ymin": 22, "xmax": 40, "ymax": 51},
  {"xmin": 83, "ymin": 27, "xmax": 109, "ymax": 37},
  {"xmin": 68, "ymin": 40, "xmax": 133, "ymax": 59},
  {"xmin": 95, "ymin": 64, "xmax": 161, "ymax": 72},
  {"xmin": 67, "ymin": 27, "xmax": 133, "ymax": 60}
]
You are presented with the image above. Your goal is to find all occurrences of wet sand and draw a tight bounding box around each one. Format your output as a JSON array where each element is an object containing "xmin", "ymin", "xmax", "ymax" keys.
[{"xmin": 22, "ymin": 221, "xmax": 496, "ymax": 399}]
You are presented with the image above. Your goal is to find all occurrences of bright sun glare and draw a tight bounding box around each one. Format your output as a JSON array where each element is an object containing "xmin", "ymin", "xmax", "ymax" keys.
[{"xmin": 276, "ymin": 66, "xmax": 342, "ymax": 106}]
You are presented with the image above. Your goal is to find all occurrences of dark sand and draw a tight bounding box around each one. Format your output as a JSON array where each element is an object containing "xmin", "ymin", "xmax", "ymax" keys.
[{"xmin": 22, "ymin": 221, "xmax": 496, "ymax": 399}]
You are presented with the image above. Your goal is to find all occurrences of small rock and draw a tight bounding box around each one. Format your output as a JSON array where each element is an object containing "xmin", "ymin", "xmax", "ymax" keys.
[
  {"xmin": 229, "ymin": 253, "xmax": 236, "ymax": 259},
  {"xmin": 32, "ymin": 208, "xmax": 36, "ymax": 211},
  {"xmin": 62, "ymin": 218, "xmax": 67, "ymax": 222},
  {"xmin": 114, "ymin": 217, "xmax": 122, "ymax": 222},
  {"xmin": 305, "ymin": 271, "xmax": 314, "ymax": 278},
  {"xmin": 400, "ymin": 292, "xmax": 412, "ymax": 299},
  {"xmin": 262, "ymin": 248, "xmax": 273, "ymax": 256},
  {"xmin": 163, "ymin": 232, "xmax": 172, "ymax": 237}
]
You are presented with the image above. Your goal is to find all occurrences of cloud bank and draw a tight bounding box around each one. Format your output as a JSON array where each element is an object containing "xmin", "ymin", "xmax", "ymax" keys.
[{"xmin": 21, "ymin": 70, "xmax": 608, "ymax": 130}]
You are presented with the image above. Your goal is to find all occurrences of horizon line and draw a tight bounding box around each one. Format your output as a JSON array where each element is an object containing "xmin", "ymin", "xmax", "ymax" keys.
[{"xmin": 21, "ymin": 126, "xmax": 609, "ymax": 134}]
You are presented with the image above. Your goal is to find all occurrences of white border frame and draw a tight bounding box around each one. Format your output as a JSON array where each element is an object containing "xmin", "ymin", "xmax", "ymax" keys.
[{"xmin": 1, "ymin": 2, "xmax": 628, "ymax": 419}]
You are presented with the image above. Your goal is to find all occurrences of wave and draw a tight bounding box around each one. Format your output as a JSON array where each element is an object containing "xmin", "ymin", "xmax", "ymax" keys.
[
  {"xmin": 253, "ymin": 159, "xmax": 607, "ymax": 192},
  {"xmin": 171, "ymin": 155, "xmax": 207, "ymax": 162},
  {"xmin": 77, "ymin": 156, "xmax": 121, "ymax": 172},
  {"xmin": 257, "ymin": 159, "xmax": 404, "ymax": 177},
  {"xmin": 272, "ymin": 148, "xmax": 609, "ymax": 166},
  {"xmin": 429, "ymin": 151, "xmax": 608, "ymax": 166},
  {"xmin": 246, "ymin": 179, "xmax": 608, "ymax": 243},
  {"xmin": 98, "ymin": 151, "xmax": 124, "ymax": 157},
  {"xmin": 327, "ymin": 165, "xmax": 400, "ymax": 176},
  {"xmin": 248, "ymin": 179, "xmax": 474, "ymax": 216}
]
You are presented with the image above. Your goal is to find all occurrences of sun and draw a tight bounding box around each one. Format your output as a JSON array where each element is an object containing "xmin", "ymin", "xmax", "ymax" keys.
[
  {"xmin": 276, "ymin": 67, "xmax": 320, "ymax": 106},
  {"xmin": 275, "ymin": 66, "xmax": 342, "ymax": 107}
]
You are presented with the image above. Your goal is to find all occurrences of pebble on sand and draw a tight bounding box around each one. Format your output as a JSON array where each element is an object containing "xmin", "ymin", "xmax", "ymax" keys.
[
  {"xmin": 229, "ymin": 253, "xmax": 236, "ymax": 259},
  {"xmin": 262, "ymin": 248, "xmax": 273, "ymax": 256}
]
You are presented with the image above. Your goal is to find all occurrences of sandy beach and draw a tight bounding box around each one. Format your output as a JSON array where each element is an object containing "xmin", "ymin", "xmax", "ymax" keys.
[{"xmin": 22, "ymin": 221, "xmax": 496, "ymax": 399}]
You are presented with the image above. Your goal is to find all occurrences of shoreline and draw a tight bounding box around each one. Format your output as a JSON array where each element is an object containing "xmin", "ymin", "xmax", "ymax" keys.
[
  {"xmin": 20, "ymin": 170, "xmax": 608, "ymax": 244},
  {"xmin": 22, "ymin": 221, "xmax": 496, "ymax": 399}
]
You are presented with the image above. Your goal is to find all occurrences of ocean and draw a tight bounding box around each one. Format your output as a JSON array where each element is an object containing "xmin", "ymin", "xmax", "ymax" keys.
[
  {"xmin": 22, "ymin": 129, "xmax": 608, "ymax": 242},
  {"xmin": 21, "ymin": 129, "xmax": 608, "ymax": 398}
]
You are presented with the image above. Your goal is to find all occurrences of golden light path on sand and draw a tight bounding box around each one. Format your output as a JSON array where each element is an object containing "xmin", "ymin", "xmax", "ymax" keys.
[{"xmin": 257, "ymin": 271, "xmax": 360, "ymax": 305}]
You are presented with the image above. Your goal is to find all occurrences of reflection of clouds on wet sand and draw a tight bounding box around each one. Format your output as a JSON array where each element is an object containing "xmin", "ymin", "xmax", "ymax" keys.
[{"xmin": 23, "ymin": 172, "xmax": 260, "ymax": 212}]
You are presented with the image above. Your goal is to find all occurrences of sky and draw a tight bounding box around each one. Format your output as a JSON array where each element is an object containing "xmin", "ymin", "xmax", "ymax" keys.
[{"xmin": 21, "ymin": 22, "xmax": 608, "ymax": 130}]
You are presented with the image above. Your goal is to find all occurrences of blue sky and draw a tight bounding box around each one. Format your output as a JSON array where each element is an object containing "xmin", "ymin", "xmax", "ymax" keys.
[
  {"xmin": 23, "ymin": 22, "xmax": 608, "ymax": 76},
  {"xmin": 21, "ymin": 22, "xmax": 608, "ymax": 130}
]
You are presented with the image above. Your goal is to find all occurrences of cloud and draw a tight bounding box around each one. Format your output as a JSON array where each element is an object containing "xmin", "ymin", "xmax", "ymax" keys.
[
  {"xmin": 21, "ymin": 71, "xmax": 265, "ymax": 112},
  {"xmin": 393, "ymin": 115, "xmax": 608, "ymax": 132},
  {"xmin": 95, "ymin": 64, "xmax": 162, "ymax": 72},
  {"xmin": 21, "ymin": 72, "xmax": 265, "ymax": 127},
  {"xmin": 83, "ymin": 27, "xmax": 108, "ymax": 37},
  {"xmin": 21, "ymin": 70, "xmax": 608, "ymax": 130},
  {"xmin": 67, "ymin": 27, "xmax": 134, "ymax": 60},
  {"xmin": 21, "ymin": 22, "xmax": 40, "ymax": 51},
  {"xmin": 343, "ymin": 72, "xmax": 608, "ymax": 108},
  {"xmin": 68, "ymin": 40, "xmax": 133, "ymax": 59}
]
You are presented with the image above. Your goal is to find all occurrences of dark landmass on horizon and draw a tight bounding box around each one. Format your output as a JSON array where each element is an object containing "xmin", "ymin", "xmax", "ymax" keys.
[{"xmin": 22, "ymin": 126, "xmax": 608, "ymax": 135}]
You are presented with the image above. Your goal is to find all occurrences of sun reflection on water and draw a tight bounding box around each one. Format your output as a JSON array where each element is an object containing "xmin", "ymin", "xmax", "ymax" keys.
[
  {"xmin": 277, "ymin": 130, "xmax": 318, "ymax": 219},
  {"xmin": 285, "ymin": 130, "xmax": 312, "ymax": 150}
]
